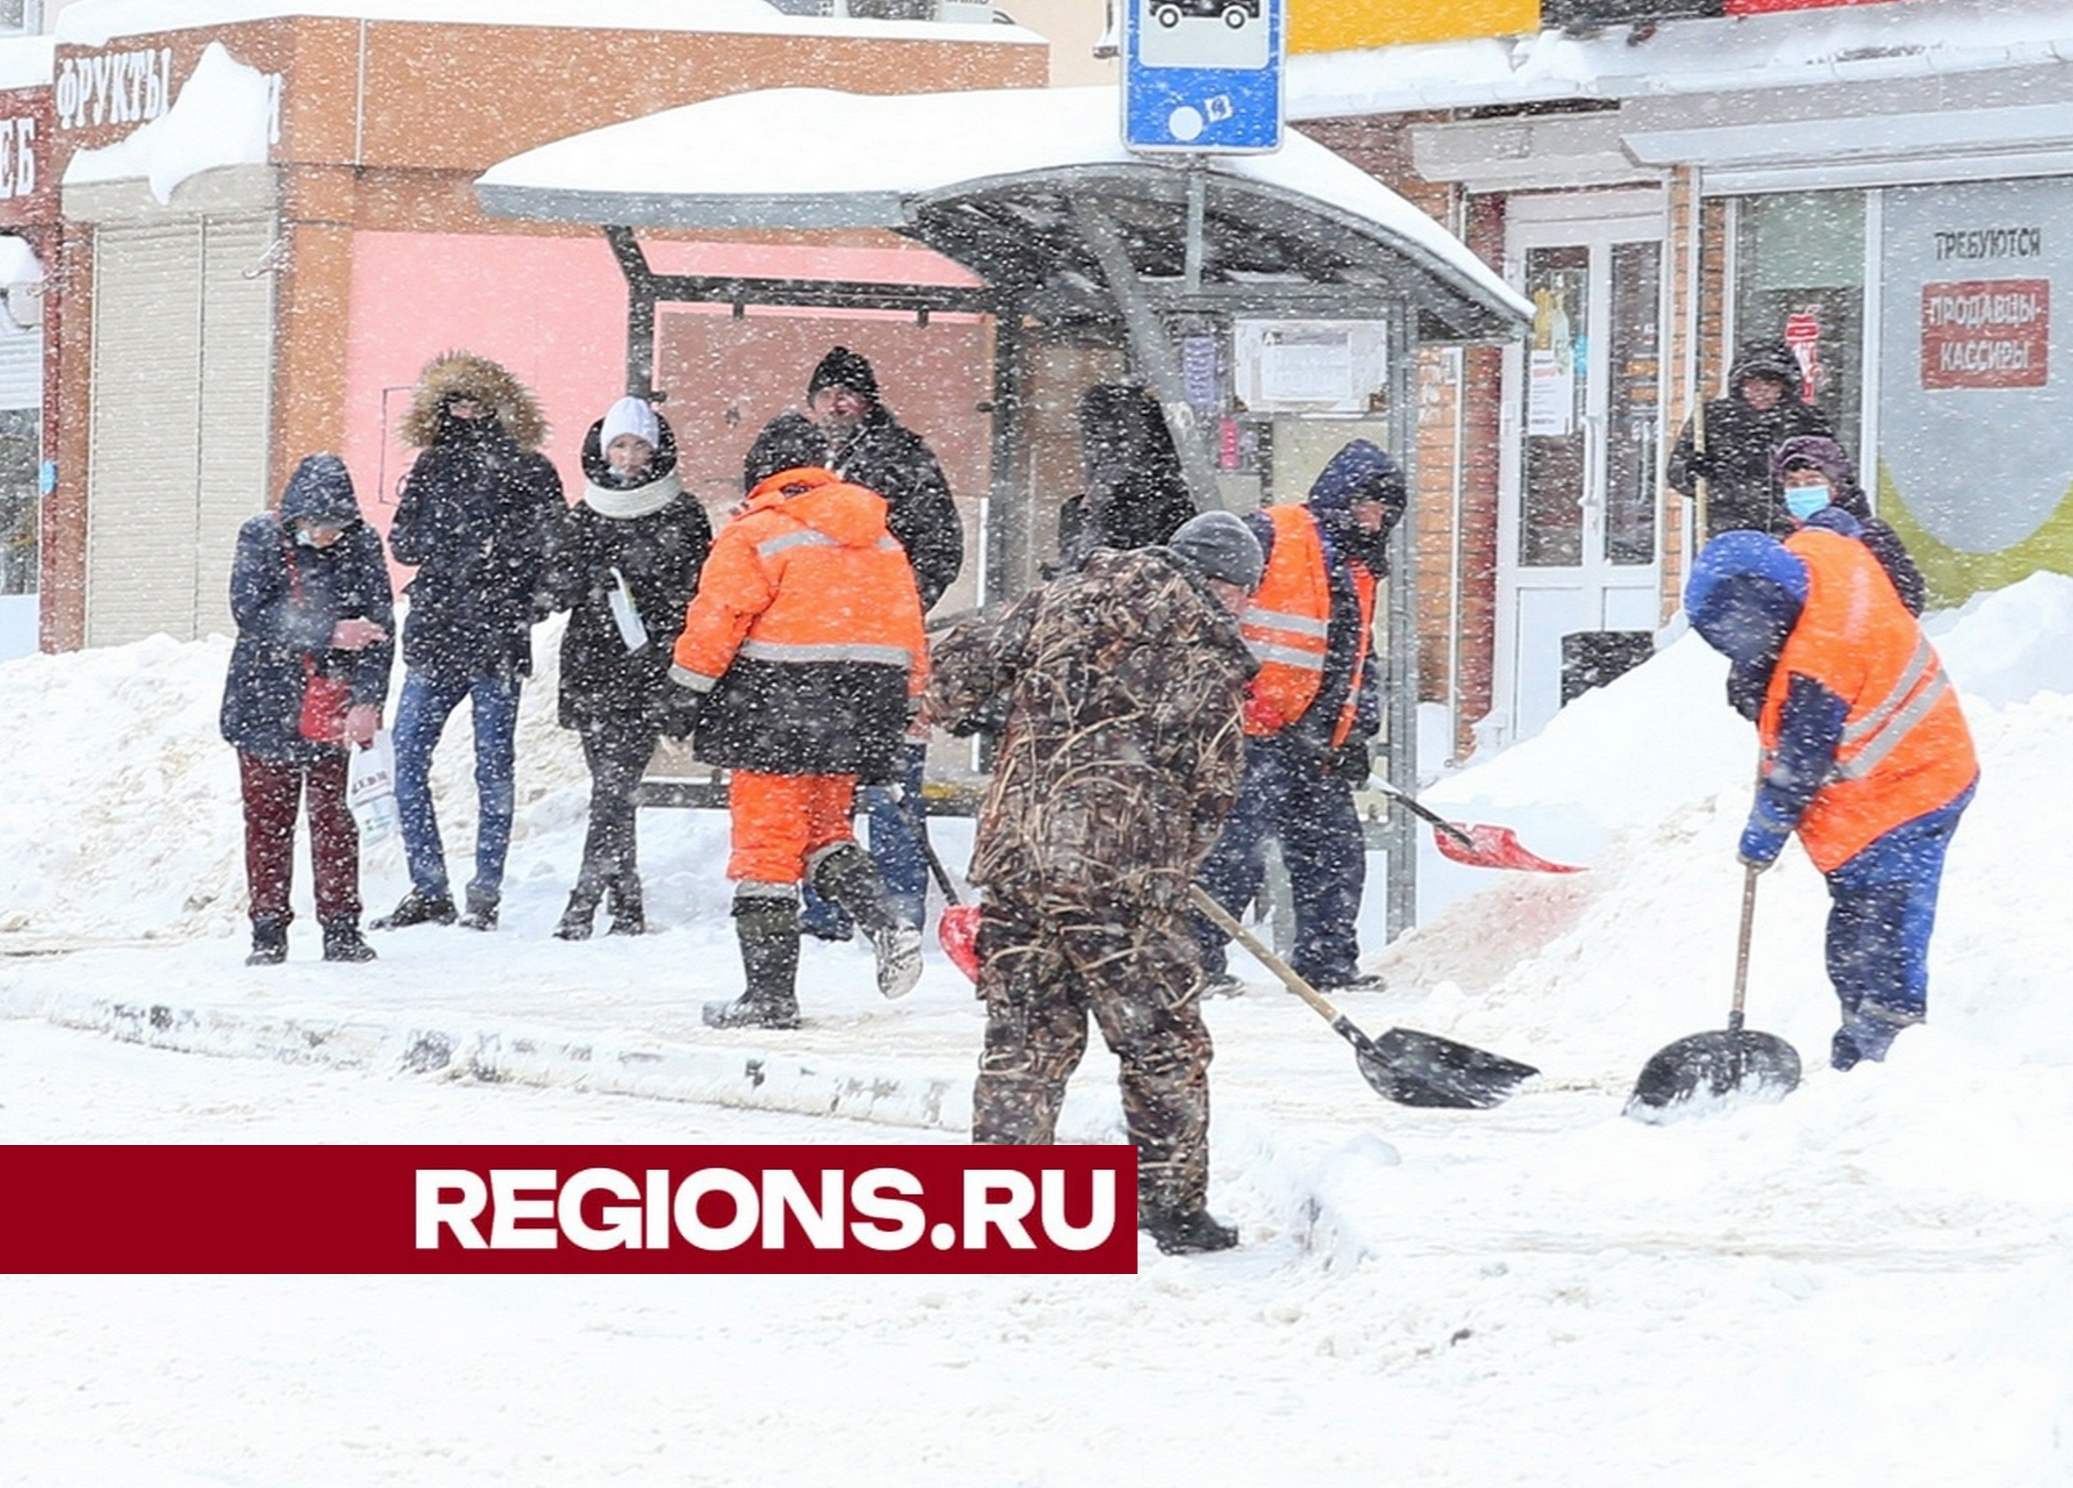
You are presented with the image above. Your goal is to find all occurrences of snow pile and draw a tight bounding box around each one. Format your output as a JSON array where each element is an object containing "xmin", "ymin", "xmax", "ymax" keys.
[
  {"xmin": 63, "ymin": 41, "xmax": 274, "ymax": 205},
  {"xmin": 0, "ymin": 612, "xmax": 605, "ymax": 942}
]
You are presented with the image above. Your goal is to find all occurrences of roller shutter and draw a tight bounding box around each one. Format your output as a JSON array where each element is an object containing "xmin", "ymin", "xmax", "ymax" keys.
[{"xmin": 86, "ymin": 214, "xmax": 274, "ymax": 646}]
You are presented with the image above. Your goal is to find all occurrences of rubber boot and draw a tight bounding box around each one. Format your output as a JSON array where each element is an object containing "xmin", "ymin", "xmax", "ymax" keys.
[
  {"xmin": 703, "ymin": 896, "xmax": 803, "ymax": 1030},
  {"xmin": 810, "ymin": 842, "xmax": 922, "ymax": 999},
  {"xmin": 606, "ymin": 877, "xmax": 646, "ymax": 937},
  {"xmin": 246, "ymin": 917, "xmax": 289, "ymax": 967},
  {"xmin": 554, "ymin": 885, "xmax": 602, "ymax": 942},
  {"xmin": 320, "ymin": 917, "xmax": 378, "ymax": 964},
  {"xmin": 1140, "ymin": 1204, "xmax": 1239, "ymax": 1256}
]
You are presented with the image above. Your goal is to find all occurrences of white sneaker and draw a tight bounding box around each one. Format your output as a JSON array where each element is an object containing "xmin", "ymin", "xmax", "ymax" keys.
[{"xmin": 871, "ymin": 923, "xmax": 924, "ymax": 999}]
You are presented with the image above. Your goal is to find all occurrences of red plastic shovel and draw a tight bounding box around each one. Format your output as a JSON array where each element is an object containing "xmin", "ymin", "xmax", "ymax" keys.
[
  {"xmin": 917, "ymin": 829, "xmax": 982, "ymax": 981},
  {"xmin": 1373, "ymin": 780, "xmax": 1584, "ymax": 874}
]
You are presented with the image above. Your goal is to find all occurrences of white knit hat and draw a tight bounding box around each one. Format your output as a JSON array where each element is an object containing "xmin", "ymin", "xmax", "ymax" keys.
[{"xmin": 600, "ymin": 396, "xmax": 660, "ymax": 451}]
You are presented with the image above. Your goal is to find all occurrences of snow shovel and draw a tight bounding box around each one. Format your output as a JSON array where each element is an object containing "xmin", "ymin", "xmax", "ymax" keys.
[
  {"xmin": 916, "ymin": 826, "xmax": 982, "ymax": 982},
  {"xmin": 1190, "ymin": 887, "xmax": 1538, "ymax": 1110},
  {"xmin": 1372, "ymin": 779, "xmax": 1584, "ymax": 874},
  {"xmin": 1625, "ymin": 863, "xmax": 1802, "ymax": 1117}
]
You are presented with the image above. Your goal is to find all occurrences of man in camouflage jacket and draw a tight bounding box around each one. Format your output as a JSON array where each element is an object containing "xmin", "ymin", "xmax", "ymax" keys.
[{"xmin": 925, "ymin": 513, "xmax": 1260, "ymax": 1255}]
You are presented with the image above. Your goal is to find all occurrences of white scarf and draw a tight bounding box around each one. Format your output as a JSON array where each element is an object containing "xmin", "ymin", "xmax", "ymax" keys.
[{"xmin": 582, "ymin": 468, "xmax": 684, "ymax": 520}]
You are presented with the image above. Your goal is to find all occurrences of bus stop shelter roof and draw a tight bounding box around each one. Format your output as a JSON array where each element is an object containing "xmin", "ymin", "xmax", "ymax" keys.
[{"xmin": 475, "ymin": 85, "xmax": 1529, "ymax": 342}]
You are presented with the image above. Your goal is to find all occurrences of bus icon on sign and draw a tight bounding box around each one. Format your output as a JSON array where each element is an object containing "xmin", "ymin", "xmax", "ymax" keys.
[{"xmin": 1154, "ymin": 0, "xmax": 1259, "ymax": 27}]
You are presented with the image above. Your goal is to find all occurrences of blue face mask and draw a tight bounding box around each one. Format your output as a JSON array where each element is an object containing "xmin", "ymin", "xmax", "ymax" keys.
[{"xmin": 1784, "ymin": 484, "xmax": 1831, "ymax": 521}]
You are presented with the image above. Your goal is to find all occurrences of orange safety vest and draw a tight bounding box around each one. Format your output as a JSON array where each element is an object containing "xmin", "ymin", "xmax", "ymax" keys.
[
  {"xmin": 672, "ymin": 465, "xmax": 927, "ymax": 700},
  {"xmin": 1760, "ymin": 527, "xmax": 1976, "ymax": 872},
  {"xmin": 1239, "ymin": 505, "xmax": 1376, "ymax": 747}
]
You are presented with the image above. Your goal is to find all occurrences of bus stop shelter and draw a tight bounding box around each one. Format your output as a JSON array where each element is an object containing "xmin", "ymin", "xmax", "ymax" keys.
[{"xmin": 475, "ymin": 84, "xmax": 1529, "ymax": 936}]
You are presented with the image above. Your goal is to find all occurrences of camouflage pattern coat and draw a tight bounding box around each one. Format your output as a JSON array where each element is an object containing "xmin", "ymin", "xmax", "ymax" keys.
[{"xmin": 926, "ymin": 546, "xmax": 1256, "ymax": 914}]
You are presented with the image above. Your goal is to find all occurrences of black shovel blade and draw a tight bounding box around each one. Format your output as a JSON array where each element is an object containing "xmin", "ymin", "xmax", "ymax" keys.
[
  {"xmin": 1624, "ymin": 1028, "xmax": 1802, "ymax": 1118},
  {"xmin": 1335, "ymin": 1017, "xmax": 1540, "ymax": 1109}
]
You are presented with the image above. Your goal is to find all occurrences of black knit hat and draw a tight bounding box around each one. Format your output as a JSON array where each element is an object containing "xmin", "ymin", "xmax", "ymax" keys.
[
  {"xmin": 807, "ymin": 346, "xmax": 880, "ymax": 404},
  {"xmin": 743, "ymin": 412, "xmax": 829, "ymax": 490}
]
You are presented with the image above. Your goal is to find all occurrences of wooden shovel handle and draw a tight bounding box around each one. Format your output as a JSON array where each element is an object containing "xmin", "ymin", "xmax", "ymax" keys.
[{"xmin": 1190, "ymin": 885, "xmax": 1343, "ymax": 1027}]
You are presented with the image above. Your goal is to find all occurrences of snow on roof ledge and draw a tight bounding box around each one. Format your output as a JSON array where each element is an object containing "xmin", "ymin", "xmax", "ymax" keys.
[
  {"xmin": 63, "ymin": 42, "xmax": 273, "ymax": 205},
  {"xmin": 476, "ymin": 86, "xmax": 1530, "ymax": 327},
  {"xmin": 54, "ymin": 0, "xmax": 1044, "ymax": 49},
  {"xmin": 1287, "ymin": 0, "xmax": 2073, "ymax": 119}
]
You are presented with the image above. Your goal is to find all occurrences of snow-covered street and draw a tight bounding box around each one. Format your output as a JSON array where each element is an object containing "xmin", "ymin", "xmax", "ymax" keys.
[{"xmin": 5, "ymin": 580, "xmax": 2072, "ymax": 1486}]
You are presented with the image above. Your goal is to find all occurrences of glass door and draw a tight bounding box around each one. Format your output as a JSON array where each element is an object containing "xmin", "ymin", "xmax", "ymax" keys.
[{"xmin": 1497, "ymin": 217, "xmax": 1664, "ymax": 743}]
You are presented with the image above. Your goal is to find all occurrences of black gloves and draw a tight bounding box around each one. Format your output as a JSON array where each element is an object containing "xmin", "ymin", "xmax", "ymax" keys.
[
  {"xmin": 658, "ymin": 686, "xmax": 703, "ymax": 740},
  {"xmin": 1323, "ymin": 740, "xmax": 1372, "ymax": 786}
]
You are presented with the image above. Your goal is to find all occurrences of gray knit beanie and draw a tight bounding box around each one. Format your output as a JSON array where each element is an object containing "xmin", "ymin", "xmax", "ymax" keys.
[{"xmin": 1168, "ymin": 511, "xmax": 1264, "ymax": 591}]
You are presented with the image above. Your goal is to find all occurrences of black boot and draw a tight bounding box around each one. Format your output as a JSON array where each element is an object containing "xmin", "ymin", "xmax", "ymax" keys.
[
  {"xmin": 703, "ymin": 896, "xmax": 802, "ymax": 1030},
  {"xmin": 810, "ymin": 843, "xmax": 923, "ymax": 1000},
  {"xmin": 320, "ymin": 918, "xmax": 378, "ymax": 964},
  {"xmin": 606, "ymin": 877, "xmax": 645, "ymax": 937},
  {"xmin": 1141, "ymin": 1204, "xmax": 1239, "ymax": 1256},
  {"xmin": 370, "ymin": 891, "xmax": 456, "ymax": 931},
  {"xmin": 554, "ymin": 886, "xmax": 602, "ymax": 942},
  {"xmin": 246, "ymin": 917, "xmax": 289, "ymax": 967},
  {"xmin": 458, "ymin": 889, "xmax": 500, "ymax": 932}
]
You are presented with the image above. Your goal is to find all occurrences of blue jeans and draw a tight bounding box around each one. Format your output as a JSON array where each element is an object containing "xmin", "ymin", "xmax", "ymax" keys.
[
  {"xmin": 1823, "ymin": 782, "xmax": 1973, "ymax": 1036},
  {"xmin": 799, "ymin": 740, "xmax": 928, "ymax": 936},
  {"xmin": 1194, "ymin": 732, "xmax": 1366, "ymax": 986},
  {"xmin": 393, "ymin": 668, "xmax": 522, "ymax": 904}
]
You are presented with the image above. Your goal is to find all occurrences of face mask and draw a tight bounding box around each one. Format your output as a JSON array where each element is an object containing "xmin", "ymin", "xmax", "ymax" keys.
[
  {"xmin": 1784, "ymin": 484, "xmax": 1831, "ymax": 521},
  {"xmin": 293, "ymin": 526, "xmax": 320, "ymax": 547}
]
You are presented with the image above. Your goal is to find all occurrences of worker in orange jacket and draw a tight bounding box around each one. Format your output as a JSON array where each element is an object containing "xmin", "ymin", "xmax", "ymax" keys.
[
  {"xmin": 670, "ymin": 421, "xmax": 930, "ymax": 1029},
  {"xmin": 1686, "ymin": 529, "xmax": 1977, "ymax": 1070},
  {"xmin": 1194, "ymin": 439, "xmax": 1402, "ymax": 994}
]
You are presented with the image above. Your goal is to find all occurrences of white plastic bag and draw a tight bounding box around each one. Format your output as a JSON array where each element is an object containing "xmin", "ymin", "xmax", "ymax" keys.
[
  {"xmin": 348, "ymin": 730, "xmax": 399, "ymax": 843},
  {"xmin": 607, "ymin": 566, "xmax": 649, "ymax": 652}
]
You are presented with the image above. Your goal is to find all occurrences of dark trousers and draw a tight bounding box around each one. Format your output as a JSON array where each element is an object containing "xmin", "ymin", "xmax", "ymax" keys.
[
  {"xmin": 1824, "ymin": 783, "xmax": 1973, "ymax": 1028},
  {"xmin": 972, "ymin": 891, "xmax": 1213, "ymax": 1214},
  {"xmin": 238, "ymin": 750, "xmax": 359, "ymax": 926},
  {"xmin": 574, "ymin": 722, "xmax": 660, "ymax": 897},
  {"xmin": 1194, "ymin": 732, "xmax": 1366, "ymax": 986}
]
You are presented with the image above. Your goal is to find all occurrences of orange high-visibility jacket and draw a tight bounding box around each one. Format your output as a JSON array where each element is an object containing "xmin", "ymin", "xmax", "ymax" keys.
[
  {"xmin": 1239, "ymin": 505, "xmax": 1375, "ymax": 746},
  {"xmin": 1760, "ymin": 527, "xmax": 1976, "ymax": 872},
  {"xmin": 672, "ymin": 466, "xmax": 926, "ymax": 778}
]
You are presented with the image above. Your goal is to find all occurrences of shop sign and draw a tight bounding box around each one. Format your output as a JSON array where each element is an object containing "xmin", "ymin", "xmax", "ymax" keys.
[
  {"xmin": 1921, "ymin": 279, "xmax": 2049, "ymax": 390},
  {"xmin": 54, "ymin": 47, "xmax": 176, "ymax": 133},
  {"xmin": 0, "ymin": 87, "xmax": 53, "ymax": 227}
]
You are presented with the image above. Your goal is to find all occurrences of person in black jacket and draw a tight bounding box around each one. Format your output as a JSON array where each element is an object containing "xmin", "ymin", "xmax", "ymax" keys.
[
  {"xmin": 1668, "ymin": 339, "xmax": 1833, "ymax": 541},
  {"xmin": 1057, "ymin": 382, "xmax": 1197, "ymax": 570},
  {"xmin": 770, "ymin": 347, "xmax": 963, "ymax": 941},
  {"xmin": 220, "ymin": 454, "xmax": 394, "ymax": 966},
  {"xmin": 375, "ymin": 352, "xmax": 564, "ymax": 934},
  {"xmin": 1771, "ymin": 434, "xmax": 1926, "ymax": 616},
  {"xmin": 546, "ymin": 397, "xmax": 711, "ymax": 939}
]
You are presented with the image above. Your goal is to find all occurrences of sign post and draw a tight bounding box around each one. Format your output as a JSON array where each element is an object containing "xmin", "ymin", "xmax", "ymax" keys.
[{"xmin": 1122, "ymin": 0, "xmax": 1286, "ymax": 155}]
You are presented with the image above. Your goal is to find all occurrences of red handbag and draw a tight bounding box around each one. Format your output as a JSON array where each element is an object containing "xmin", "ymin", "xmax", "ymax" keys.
[{"xmin": 285, "ymin": 538, "xmax": 352, "ymax": 745}]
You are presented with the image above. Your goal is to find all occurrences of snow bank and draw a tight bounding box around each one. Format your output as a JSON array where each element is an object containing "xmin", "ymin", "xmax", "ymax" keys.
[{"xmin": 62, "ymin": 41, "xmax": 274, "ymax": 204}]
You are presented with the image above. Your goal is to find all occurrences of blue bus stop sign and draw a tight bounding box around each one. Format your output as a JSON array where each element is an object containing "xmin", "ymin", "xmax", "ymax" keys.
[{"xmin": 1123, "ymin": 0, "xmax": 1285, "ymax": 155}]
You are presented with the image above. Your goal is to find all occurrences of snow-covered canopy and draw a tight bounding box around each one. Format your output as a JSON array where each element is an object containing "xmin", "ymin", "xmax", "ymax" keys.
[
  {"xmin": 55, "ymin": 0, "xmax": 1039, "ymax": 48},
  {"xmin": 63, "ymin": 40, "xmax": 272, "ymax": 205},
  {"xmin": 1288, "ymin": 0, "xmax": 2073, "ymax": 119},
  {"xmin": 476, "ymin": 86, "xmax": 1530, "ymax": 340}
]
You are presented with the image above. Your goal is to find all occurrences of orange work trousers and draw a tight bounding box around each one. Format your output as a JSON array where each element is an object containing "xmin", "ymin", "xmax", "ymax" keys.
[{"xmin": 727, "ymin": 768, "xmax": 858, "ymax": 884}]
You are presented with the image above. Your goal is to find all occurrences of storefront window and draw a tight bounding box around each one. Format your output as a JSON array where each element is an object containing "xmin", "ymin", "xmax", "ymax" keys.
[{"xmin": 1733, "ymin": 190, "xmax": 1865, "ymax": 464}]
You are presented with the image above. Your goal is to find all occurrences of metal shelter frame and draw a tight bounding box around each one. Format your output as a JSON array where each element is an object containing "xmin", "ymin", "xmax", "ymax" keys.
[{"xmin": 478, "ymin": 91, "xmax": 1528, "ymax": 937}]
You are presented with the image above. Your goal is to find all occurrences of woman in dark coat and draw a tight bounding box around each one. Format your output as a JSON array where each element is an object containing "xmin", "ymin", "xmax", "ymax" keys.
[
  {"xmin": 220, "ymin": 454, "xmax": 394, "ymax": 965},
  {"xmin": 1057, "ymin": 382, "xmax": 1198, "ymax": 570},
  {"xmin": 1771, "ymin": 434, "xmax": 1927, "ymax": 616},
  {"xmin": 546, "ymin": 396, "xmax": 712, "ymax": 938}
]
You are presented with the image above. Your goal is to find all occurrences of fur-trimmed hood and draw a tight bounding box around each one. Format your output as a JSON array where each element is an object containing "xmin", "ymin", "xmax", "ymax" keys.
[{"xmin": 399, "ymin": 351, "xmax": 548, "ymax": 451}]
